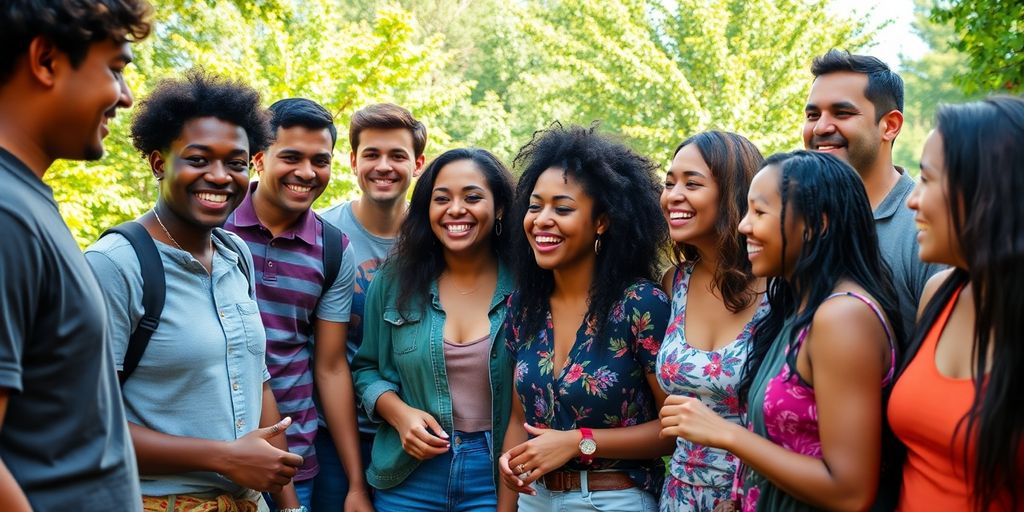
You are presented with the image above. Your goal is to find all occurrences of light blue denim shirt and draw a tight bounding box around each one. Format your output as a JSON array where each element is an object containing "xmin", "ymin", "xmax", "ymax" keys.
[
  {"xmin": 351, "ymin": 263, "xmax": 514, "ymax": 490},
  {"xmin": 85, "ymin": 229, "xmax": 270, "ymax": 498}
]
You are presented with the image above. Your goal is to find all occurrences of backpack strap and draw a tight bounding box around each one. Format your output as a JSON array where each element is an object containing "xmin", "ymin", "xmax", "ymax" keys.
[
  {"xmin": 212, "ymin": 228, "xmax": 254, "ymax": 297},
  {"xmin": 320, "ymin": 217, "xmax": 346, "ymax": 294},
  {"xmin": 101, "ymin": 222, "xmax": 165, "ymax": 387}
]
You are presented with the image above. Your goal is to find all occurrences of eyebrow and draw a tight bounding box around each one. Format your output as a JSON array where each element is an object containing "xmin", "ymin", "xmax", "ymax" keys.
[
  {"xmin": 278, "ymin": 148, "xmax": 332, "ymax": 159},
  {"xmin": 183, "ymin": 144, "xmax": 248, "ymax": 157},
  {"xmin": 434, "ymin": 185, "xmax": 486, "ymax": 193},
  {"xmin": 806, "ymin": 101, "xmax": 859, "ymax": 112},
  {"xmin": 530, "ymin": 193, "xmax": 576, "ymax": 202}
]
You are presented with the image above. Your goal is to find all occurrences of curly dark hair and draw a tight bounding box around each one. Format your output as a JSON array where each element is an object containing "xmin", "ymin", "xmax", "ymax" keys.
[
  {"xmin": 1, "ymin": 0, "xmax": 152, "ymax": 83},
  {"xmin": 388, "ymin": 148, "xmax": 515, "ymax": 313},
  {"xmin": 669, "ymin": 131, "xmax": 763, "ymax": 312},
  {"xmin": 130, "ymin": 70, "xmax": 272, "ymax": 157},
  {"xmin": 509, "ymin": 124, "xmax": 668, "ymax": 338}
]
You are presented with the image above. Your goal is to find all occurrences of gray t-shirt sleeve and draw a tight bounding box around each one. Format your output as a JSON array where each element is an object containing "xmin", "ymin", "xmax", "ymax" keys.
[
  {"xmin": 315, "ymin": 243, "xmax": 356, "ymax": 323},
  {"xmin": 0, "ymin": 211, "xmax": 43, "ymax": 392},
  {"xmin": 84, "ymin": 241, "xmax": 143, "ymax": 370}
]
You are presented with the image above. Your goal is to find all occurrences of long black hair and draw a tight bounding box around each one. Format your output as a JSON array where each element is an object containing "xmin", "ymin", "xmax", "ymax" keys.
[
  {"xmin": 509, "ymin": 124, "xmax": 667, "ymax": 339},
  {"xmin": 389, "ymin": 148, "xmax": 515, "ymax": 312},
  {"xmin": 909, "ymin": 96, "xmax": 1024, "ymax": 511},
  {"xmin": 739, "ymin": 150, "xmax": 904, "ymax": 405},
  {"xmin": 670, "ymin": 131, "xmax": 764, "ymax": 312}
]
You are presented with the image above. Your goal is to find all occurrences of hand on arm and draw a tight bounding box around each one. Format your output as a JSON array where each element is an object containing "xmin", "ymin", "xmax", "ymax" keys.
[
  {"xmin": 313, "ymin": 318, "xmax": 373, "ymax": 512},
  {"xmin": 498, "ymin": 390, "xmax": 534, "ymax": 500},
  {"xmin": 0, "ymin": 390, "xmax": 32, "ymax": 512}
]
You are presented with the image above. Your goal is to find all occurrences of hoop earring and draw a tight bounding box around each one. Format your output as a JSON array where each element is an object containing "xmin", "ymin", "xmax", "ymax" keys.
[
  {"xmin": 494, "ymin": 219, "xmax": 503, "ymax": 236},
  {"xmin": 594, "ymin": 234, "xmax": 602, "ymax": 254}
]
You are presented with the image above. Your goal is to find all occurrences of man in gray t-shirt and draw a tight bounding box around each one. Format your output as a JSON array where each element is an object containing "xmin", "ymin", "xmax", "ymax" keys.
[
  {"xmin": 803, "ymin": 49, "xmax": 942, "ymax": 345},
  {"xmin": 0, "ymin": 2, "xmax": 151, "ymax": 509},
  {"xmin": 314, "ymin": 103, "xmax": 427, "ymax": 508}
]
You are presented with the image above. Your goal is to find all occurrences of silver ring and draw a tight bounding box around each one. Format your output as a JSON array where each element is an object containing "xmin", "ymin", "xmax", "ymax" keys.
[{"xmin": 518, "ymin": 471, "xmax": 531, "ymax": 480}]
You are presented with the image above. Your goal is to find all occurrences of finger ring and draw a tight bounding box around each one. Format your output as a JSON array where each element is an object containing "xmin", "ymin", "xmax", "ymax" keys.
[
  {"xmin": 515, "ymin": 464, "xmax": 525, "ymax": 473},
  {"xmin": 519, "ymin": 471, "xmax": 531, "ymax": 480}
]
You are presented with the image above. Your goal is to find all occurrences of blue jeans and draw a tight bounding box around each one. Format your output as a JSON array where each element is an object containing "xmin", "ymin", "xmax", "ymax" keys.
[
  {"xmin": 263, "ymin": 477, "xmax": 313, "ymax": 511},
  {"xmin": 373, "ymin": 430, "xmax": 496, "ymax": 512},
  {"xmin": 311, "ymin": 427, "xmax": 374, "ymax": 511},
  {"xmin": 517, "ymin": 472, "xmax": 657, "ymax": 512}
]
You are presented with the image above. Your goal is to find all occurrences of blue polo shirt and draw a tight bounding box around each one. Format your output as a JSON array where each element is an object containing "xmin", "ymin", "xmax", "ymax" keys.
[{"xmin": 86, "ymin": 229, "xmax": 270, "ymax": 498}]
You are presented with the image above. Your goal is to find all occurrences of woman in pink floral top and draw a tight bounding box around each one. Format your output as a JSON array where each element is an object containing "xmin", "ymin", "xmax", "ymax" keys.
[
  {"xmin": 656, "ymin": 132, "xmax": 768, "ymax": 511},
  {"xmin": 659, "ymin": 152, "xmax": 902, "ymax": 511}
]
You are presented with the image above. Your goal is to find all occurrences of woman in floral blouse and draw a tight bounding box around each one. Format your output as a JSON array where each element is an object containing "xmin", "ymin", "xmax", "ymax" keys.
[
  {"xmin": 498, "ymin": 125, "xmax": 675, "ymax": 512},
  {"xmin": 656, "ymin": 131, "xmax": 768, "ymax": 511}
]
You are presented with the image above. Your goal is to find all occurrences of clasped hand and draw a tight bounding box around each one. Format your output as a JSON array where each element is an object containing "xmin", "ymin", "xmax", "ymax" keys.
[
  {"xmin": 499, "ymin": 423, "xmax": 580, "ymax": 496},
  {"xmin": 222, "ymin": 417, "xmax": 304, "ymax": 493},
  {"xmin": 658, "ymin": 395, "xmax": 736, "ymax": 448}
]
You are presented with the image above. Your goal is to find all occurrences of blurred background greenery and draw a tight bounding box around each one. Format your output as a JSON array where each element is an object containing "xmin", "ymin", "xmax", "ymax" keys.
[{"xmin": 46, "ymin": 0, "xmax": 1020, "ymax": 246}]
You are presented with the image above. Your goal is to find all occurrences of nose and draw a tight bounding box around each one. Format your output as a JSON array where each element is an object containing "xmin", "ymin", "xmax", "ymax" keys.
[
  {"xmin": 533, "ymin": 206, "xmax": 554, "ymax": 227},
  {"xmin": 117, "ymin": 73, "xmax": 133, "ymax": 109},
  {"xmin": 204, "ymin": 161, "xmax": 232, "ymax": 185},
  {"xmin": 738, "ymin": 211, "xmax": 752, "ymax": 235},
  {"xmin": 906, "ymin": 179, "xmax": 922, "ymax": 211},
  {"xmin": 447, "ymin": 198, "xmax": 467, "ymax": 216},
  {"xmin": 375, "ymin": 156, "xmax": 393, "ymax": 171},
  {"xmin": 813, "ymin": 114, "xmax": 836, "ymax": 136},
  {"xmin": 294, "ymin": 160, "xmax": 316, "ymax": 181}
]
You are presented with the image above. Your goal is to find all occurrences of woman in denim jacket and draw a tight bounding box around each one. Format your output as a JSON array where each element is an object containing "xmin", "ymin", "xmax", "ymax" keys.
[{"xmin": 352, "ymin": 148, "xmax": 516, "ymax": 511}]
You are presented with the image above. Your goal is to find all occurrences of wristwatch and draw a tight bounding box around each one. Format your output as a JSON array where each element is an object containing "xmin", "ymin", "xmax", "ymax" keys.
[{"xmin": 578, "ymin": 427, "xmax": 597, "ymax": 465}]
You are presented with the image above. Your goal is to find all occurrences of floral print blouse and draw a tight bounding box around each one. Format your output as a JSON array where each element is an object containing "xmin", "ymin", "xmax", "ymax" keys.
[{"xmin": 505, "ymin": 279, "xmax": 670, "ymax": 492}]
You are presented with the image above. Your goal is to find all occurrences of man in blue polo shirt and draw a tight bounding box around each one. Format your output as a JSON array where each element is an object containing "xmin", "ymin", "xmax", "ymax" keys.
[{"xmin": 225, "ymin": 98, "xmax": 371, "ymax": 511}]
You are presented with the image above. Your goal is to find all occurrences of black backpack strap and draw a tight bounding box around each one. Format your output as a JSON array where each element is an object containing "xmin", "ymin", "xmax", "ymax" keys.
[
  {"xmin": 320, "ymin": 217, "xmax": 346, "ymax": 293},
  {"xmin": 101, "ymin": 222, "xmax": 165, "ymax": 387},
  {"xmin": 212, "ymin": 229, "xmax": 254, "ymax": 297}
]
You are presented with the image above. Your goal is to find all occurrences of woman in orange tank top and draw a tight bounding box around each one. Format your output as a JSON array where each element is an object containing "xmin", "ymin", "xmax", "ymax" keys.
[{"xmin": 888, "ymin": 96, "xmax": 1024, "ymax": 511}]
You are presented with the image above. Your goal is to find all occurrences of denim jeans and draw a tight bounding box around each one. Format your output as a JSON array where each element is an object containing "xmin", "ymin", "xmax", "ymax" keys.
[
  {"xmin": 311, "ymin": 427, "xmax": 374, "ymax": 511},
  {"xmin": 373, "ymin": 430, "xmax": 496, "ymax": 512},
  {"xmin": 517, "ymin": 472, "xmax": 658, "ymax": 512}
]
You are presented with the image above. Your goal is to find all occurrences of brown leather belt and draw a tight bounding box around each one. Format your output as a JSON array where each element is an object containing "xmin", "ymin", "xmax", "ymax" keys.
[{"xmin": 541, "ymin": 470, "xmax": 635, "ymax": 492}]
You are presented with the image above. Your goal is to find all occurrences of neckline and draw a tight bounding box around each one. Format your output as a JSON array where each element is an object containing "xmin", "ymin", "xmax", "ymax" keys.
[
  {"xmin": 676, "ymin": 264, "xmax": 765, "ymax": 354},
  {"xmin": 928, "ymin": 285, "xmax": 975, "ymax": 383},
  {"xmin": 444, "ymin": 334, "xmax": 490, "ymax": 347}
]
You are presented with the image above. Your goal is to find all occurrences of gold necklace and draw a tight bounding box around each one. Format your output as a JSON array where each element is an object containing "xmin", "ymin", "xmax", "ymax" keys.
[{"xmin": 444, "ymin": 272, "xmax": 482, "ymax": 295}]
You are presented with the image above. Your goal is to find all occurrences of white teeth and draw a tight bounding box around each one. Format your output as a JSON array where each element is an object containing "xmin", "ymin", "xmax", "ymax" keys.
[
  {"xmin": 446, "ymin": 224, "xmax": 471, "ymax": 233},
  {"xmin": 817, "ymin": 145, "xmax": 839, "ymax": 150},
  {"xmin": 285, "ymin": 184, "xmax": 312, "ymax": 193},
  {"xmin": 197, "ymin": 192, "xmax": 228, "ymax": 203},
  {"xmin": 670, "ymin": 211, "xmax": 694, "ymax": 220},
  {"xmin": 536, "ymin": 236, "xmax": 562, "ymax": 244},
  {"xmin": 746, "ymin": 244, "xmax": 762, "ymax": 254},
  {"xmin": 372, "ymin": 178, "xmax": 397, "ymax": 184}
]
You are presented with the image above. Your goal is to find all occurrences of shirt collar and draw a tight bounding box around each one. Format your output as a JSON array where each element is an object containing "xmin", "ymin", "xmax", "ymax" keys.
[
  {"xmin": 873, "ymin": 167, "xmax": 915, "ymax": 221},
  {"xmin": 234, "ymin": 181, "xmax": 318, "ymax": 245}
]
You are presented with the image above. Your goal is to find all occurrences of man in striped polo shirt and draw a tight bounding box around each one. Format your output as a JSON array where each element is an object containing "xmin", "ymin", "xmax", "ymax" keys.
[{"xmin": 225, "ymin": 98, "xmax": 371, "ymax": 511}]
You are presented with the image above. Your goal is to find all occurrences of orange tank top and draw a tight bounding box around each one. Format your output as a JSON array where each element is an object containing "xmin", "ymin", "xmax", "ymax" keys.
[{"xmin": 887, "ymin": 286, "xmax": 1020, "ymax": 511}]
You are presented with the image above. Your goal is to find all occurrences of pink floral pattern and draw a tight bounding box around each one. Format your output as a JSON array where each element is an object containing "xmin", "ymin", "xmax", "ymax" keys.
[{"xmin": 657, "ymin": 265, "xmax": 769, "ymax": 512}]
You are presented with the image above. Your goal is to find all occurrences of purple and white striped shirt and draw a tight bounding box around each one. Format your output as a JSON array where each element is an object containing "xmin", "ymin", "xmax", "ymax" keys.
[{"xmin": 225, "ymin": 182, "xmax": 355, "ymax": 481}]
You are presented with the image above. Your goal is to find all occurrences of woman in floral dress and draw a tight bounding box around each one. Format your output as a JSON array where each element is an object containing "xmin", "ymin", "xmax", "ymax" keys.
[
  {"xmin": 497, "ymin": 125, "xmax": 675, "ymax": 511},
  {"xmin": 656, "ymin": 132, "xmax": 768, "ymax": 511},
  {"xmin": 660, "ymin": 151, "xmax": 902, "ymax": 511}
]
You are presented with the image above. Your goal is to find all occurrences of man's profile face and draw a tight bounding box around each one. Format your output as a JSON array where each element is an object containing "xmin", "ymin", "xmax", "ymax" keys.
[
  {"xmin": 803, "ymin": 71, "xmax": 883, "ymax": 176},
  {"xmin": 51, "ymin": 38, "xmax": 134, "ymax": 161}
]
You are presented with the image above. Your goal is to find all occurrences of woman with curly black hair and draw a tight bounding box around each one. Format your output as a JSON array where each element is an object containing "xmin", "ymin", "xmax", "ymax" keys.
[
  {"xmin": 498, "ymin": 125, "xmax": 674, "ymax": 511},
  {"xmin": 889, "ymin": 96, "xmax": 1024, "ymax": 511},
  {"xmin": 85, "ymin": 70, "xmax": 305, "ymax": 511},
  {"xmin": 660, "ymin": 151, "xmax": 902, "ymax": 511}
]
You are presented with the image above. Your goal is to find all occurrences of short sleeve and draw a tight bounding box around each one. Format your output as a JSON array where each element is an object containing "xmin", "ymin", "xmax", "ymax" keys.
[
  {"xmin": 315, "ymin": 242, "xmax": 356, "ymax": 323},
  {"xmin": 0, "ymin": 211, "xmax": 44, "ymax": 392},
  {"xmin": 84, "ymin": 241, "xmax": 143, "ymax": 370},
  {"xmin": 626, "ymin": 281, "xmax": 671, "ymax": 373}
]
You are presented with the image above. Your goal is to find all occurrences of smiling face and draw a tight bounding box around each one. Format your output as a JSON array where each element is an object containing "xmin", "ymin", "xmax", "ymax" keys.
[
  {"xmin": 253, "ymin": 125, "xmax": 333, "ymax": 216},
  {"xmin": 50, "ymin": 39, "xmax": 135, "ymax": 161},
  {"xmin": 803, "ymin": 72, "xmax": 883, "ymax": 175},
  {"xmin": 350, "ymin": 127, "xmax": 424, "ymax": 205},
  {"xmin": 524, "ymin": 167, "xmax": 606, "ymax": 272},
  {"xmin": 428, "ymin": 158, "xmax": 498, "ymax": 257},
  {"xmin": 907, "ymin": 130, "xmax": 963, "ymax": 268},
  {"xmin": 153, "ymin": 116, "xmax": 250, "ymax": 229},
  {"xmin": 661, "ymin": 143, "xmax": 720, "ymax": 248},
  {"xmin": 738, "ymin": 165, "xmax": 804, "ymax": 278}
]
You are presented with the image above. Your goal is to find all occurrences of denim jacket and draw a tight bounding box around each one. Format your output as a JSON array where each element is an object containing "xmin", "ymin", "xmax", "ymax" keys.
[{"xmin": 352, "ymin": 262, "xmax": 514, "ymax": 490}]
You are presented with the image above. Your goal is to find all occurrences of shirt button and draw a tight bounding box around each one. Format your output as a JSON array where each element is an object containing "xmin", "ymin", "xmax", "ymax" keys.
[
  {"xmin": 236, "ymin": 419, "xmax": 244, "ymax": 429},
  {"xmin": 267, "ymin": 261, "xmax": 274, "ymax": 267},
  {"xmin": 455, "ymin": 436, "xmax": 463, "ymax": 445},
  {"xmin": 232, "ymin": 382, "xmax": 239, "ymax": 391}
]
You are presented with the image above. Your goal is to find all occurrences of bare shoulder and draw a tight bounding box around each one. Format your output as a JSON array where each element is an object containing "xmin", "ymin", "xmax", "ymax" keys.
[
  {"xmin": 660, "ymin": 267, "xmax": 676, "ymax": 295},
  {"xmin": 918, "ymin": 268, "xmax": 956, "ymax": 320},
  {"xmin": 806, "ymin": 287, "xmax": 891, "ymax": 369}
]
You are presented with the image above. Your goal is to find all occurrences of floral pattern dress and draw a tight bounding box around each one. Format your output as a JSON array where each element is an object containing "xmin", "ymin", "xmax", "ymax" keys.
[
  {"xmin": 656, "ymin": 265, "xmax": 769, "ymax": 511},
  {"xmin": 505, "ymin": 279, "xmax": 671, "ymax": 492}
]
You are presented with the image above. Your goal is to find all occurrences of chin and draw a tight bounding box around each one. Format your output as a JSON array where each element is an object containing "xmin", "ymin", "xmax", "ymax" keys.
[{"xmin": 83, "ymin": 143, "xmax": 105, "ymax": 161}]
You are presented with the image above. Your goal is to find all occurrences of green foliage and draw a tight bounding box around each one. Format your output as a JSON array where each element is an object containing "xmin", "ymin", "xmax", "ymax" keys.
[
  {"xmin": 46, "ymin": 0, "xmax": 871, "ymax": 247},
  {"xmin": 930, "ymin": 0, "xmax": 1023, "ymax": 94}
]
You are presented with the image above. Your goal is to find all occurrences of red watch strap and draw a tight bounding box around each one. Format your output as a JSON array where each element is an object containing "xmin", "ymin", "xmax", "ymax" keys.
[{"xmin": 579, "ymin": 427, "xmax": 595, "ymax": 464}]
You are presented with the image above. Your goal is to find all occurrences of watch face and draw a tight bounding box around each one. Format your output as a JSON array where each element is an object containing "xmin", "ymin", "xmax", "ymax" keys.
[{"xmin": 579, "ymin": 438, "xmax": 597, "ymax": 455}]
